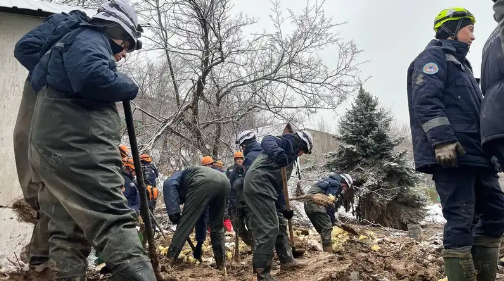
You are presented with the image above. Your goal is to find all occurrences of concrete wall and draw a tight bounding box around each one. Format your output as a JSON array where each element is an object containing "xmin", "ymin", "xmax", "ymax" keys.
[
  {"xmin": 0, "ymin": 12, "xmax": 42, "ymax": 206},
  {"xmin": 299, "ymin": 129, "xmax": 338, "ymax": 166},
  {"xmin": 0, "ymin": 12, "xmax": 43, "ymax": 267}
]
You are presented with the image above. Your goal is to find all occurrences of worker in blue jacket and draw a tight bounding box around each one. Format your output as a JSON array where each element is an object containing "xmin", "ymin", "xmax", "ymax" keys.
[
  {"xmin": 228, "ymin": 130, "xmax": 263, "ymax": 248},
  {"xmin": 304, "ymin": 174, "xmax": 352, "ymax": 253},
  {"xmin": 483, "ymin": 7, "xmax": 504, "ymax": 168},
  {"xmin": 27, "ymin": 1, "xmax": 156, "ymax": 280},
  {"xmin": 163, "ymin": 166, "xmax": 230, "ymax": 268},
  {"xmin": 407, "ymin": 7, "xmax": 504, "ymax": 281},
  {"xmin": 122, "ymin": 159, "xmax": 140, "ymax": 213},
  {"xmin": 243, "ymin": 131, "xmax": 313, "ymax": 280},
  {"xmin": 12, "ymin": 9, "xmax": 89, "ymax": 271}
]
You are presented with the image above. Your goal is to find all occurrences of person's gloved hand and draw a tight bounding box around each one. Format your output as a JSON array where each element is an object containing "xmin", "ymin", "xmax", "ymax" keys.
[
  {"xmin": 193, "ymin": 241, "xmax": 203, "ymax": 260},
  {"xmin": 282, "ymin": 209, "xmax": 294, "ymax": 220},
  {"xmin": 224, "ymin": 219, "xmax": 233, "ymax": 232},
  {"xmin": 168, "ymin": 212, "xmax": 181, "ymax": 225},
  {"xmin": 276, "ymin": 153, "xmax": 289, "ymax": 167},
  {"xmin": 434, "ymin": 142, "xmax": 465, "ymax": 168}
]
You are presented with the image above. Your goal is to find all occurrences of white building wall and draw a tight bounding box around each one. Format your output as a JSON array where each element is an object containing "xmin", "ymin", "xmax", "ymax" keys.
[
  {"xmin": 0, "ymin": 12, "xmax": 42, "ymax": 206},
  {"xmin": 0, "ymin": 12, "xmax": 44, "ymax": 268}
]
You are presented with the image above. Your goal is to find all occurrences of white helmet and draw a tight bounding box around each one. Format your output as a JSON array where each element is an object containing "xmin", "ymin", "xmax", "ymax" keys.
[
  {"xmin": 236, "ymin": 130, "xmax": 256, "ymax": 145},
  {"xmin": 93, "ymin": 0, "xmax": 142, "ymax": 52},
  {"xmin": 296, "ymin": 130, "xmax": 313, "ymax": 154},
  {"xmin": 340, "ymin": 174, "xmax": 353, "ymax": 188}
]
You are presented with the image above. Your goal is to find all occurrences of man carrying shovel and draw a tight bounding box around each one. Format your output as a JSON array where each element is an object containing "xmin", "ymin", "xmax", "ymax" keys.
[
  {"xmin": 243, "ymin": 131, "xmax": 313, "ymax": 280},
  {"xmin": 303, "ymin": 173, "xmax": 353, "ymax": 252}
]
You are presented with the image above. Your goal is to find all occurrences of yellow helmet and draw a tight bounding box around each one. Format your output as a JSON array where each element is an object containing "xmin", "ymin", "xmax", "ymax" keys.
[{"xmin": 434, "ymin": 8, "xmax": 475, "ymax": 32}]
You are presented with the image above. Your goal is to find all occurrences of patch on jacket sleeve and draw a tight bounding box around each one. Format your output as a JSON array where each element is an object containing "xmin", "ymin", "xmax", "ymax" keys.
[{"xmin": 422, "ymin": 62, "xmax": 439, "ymax": 74}]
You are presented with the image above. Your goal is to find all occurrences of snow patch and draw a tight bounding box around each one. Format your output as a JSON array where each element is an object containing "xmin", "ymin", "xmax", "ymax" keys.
[{"xmin": 422, "ymin": 204, "xmax": 446, "ymax": 224}]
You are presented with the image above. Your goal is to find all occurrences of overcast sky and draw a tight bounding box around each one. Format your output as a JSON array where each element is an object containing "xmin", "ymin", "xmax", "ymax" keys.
[{"xmin": 233, "ymin": 0, "xmax": 497, "ymax": 132}]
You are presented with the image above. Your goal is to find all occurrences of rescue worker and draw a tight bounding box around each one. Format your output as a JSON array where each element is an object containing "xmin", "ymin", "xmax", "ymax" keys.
[
  {"xmin": 13, "ymin": 9, "xmax": 90, "ymax": 272},
  {"xmin": 140, "ymin": 154, "xmax": 159, "ymax": 231},
  {"xmin": 226, "ymin": 151, "xmax": 244, "ymax": 178},
  {"xmin": 407, "ymin": 8, "xmax": 504, "ymax": 281},
  {"xmin": 140, "ymin": 154, "xmax": 158, "ymax": 187},
  {"xmin": 213, "ymin": 160, "xmax": 226, "ymax": 173},
  {"xmin": 201, "ymin": 155, "xmax": 214, "ymax": 167},
  {"xmin": 236, "ymin": 130, "xmax": 263, "ymax": 170},
  {"xmin": 120, "ymin": 144, "xmax": 130, "ymax": 164},
  {"xmin": 228, "ymin": 132, "xmax": 263, "ymax": 248},
  {"xmin": 244, "ymin": 131, "xmax": 313, "ymax": 280},
  {"xmin": 495, "ymin": 1, "xmax": 504, "ymax": 54},
  {"xmin": 304, "ymin": 173, "xmax": 352, "ymax": 253},
  {"xmin": 163, "ymin": 166, "xmax": 230, "ymax": 268},
  {"xmin": 123, "ymin": 158, "xmax": 140, "ymax": 213},
  {"xmin": 28, "ymin": 1, "xmax": 156, "ymax": 279},
  {"xmin": 203, "ymin": 158, "xmax": 232, "ymax": 233},
  {"xmin": 485, "ymin": 2, "xmax": 504, "ymax": 168}
]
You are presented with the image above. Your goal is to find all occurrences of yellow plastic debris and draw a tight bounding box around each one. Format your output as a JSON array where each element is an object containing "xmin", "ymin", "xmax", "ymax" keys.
[
  {"xmin": 438, "ymin": 278, "xmax": 448, "ymax": 281},
  {"xmin": 371, "ymin": 245, "xmax": 380, "ymax": 251},
  {"xmin": 358, "ymin": 235, "xmax": 368, "ymax": 240},
  {"xmin": 328, "ymin": 194, "xmax": 336, "ymax": 202},
  {"xmin": 332, "ymin": 226, "xmax": 345, "ymax": 235},
  {"xmin": 158, "ymin": 246, "xmax": 168, "ymax": 255}
]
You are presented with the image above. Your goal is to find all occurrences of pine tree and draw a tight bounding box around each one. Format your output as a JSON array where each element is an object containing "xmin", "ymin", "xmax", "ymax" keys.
[{"xmin": 327, "ymin": 86, "xmax": 427, "ymax": 230}]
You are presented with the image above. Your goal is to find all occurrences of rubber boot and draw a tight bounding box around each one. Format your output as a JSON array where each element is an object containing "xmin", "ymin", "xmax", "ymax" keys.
[
  {"xmin": 442, "ymin": 247, "xmax": 477, "ymax": 281},
  {"xmin": 110, "ymin": 260, "xmax": 157, "ymax": 281},
  {"xmin": 276, "ymin": 240, "xmax": 307, "ymax": 271},
  {"xmin": 280, "ymin": 259, "xmax": 308, "ymax": 271},
  {"xmin": 472, "ymin": 235, "xmax": 500, "ymax": 281},
  {"xmin": 256, "ymin": 267, "xmax": 276, "ymax": 281},
  {"xmin": 210, "ymin": 231, "xmax": 226, "ymax": 269},
  {"xmin": 322, "ymin": 244, "xmax": 333, "ymax": 253},
  {"xmin": 253, "ymin": 253, "xmax": 275, "ymax": 281}
]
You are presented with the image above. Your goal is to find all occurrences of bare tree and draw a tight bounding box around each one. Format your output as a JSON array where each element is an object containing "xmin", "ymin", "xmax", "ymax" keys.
[
  {"xmin": 131, "ymin": 0, "xmax": 362, "ymax": 161},
  {"xmin": 46, "ymin": 0, "xmax": 364, "ymax": 171},
  {"xmin": 49, "ymin": 0, "xmax": 103, "ymax": 9}
]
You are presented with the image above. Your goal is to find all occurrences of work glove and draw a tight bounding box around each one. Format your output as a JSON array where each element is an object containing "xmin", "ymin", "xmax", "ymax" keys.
[
  {"xmin": 434, "ymin": 142, "xmax": 466, "ymax": 168},
  {"xmin": 276, "ymin": 153, "xmax": 289, "ymax": 167},
  {"xmin": 224, "ymin": 219, "xmax": 233, "ymax": 232},
  {"xmin": 282, "ymin": 209, "xmax": 294, "ymax": 220},
  {"xmin": 168, "ymin": 212, "xmax": 181, "ymax": 225},
  {"xmin": 193, "ymin": 241, "xmax": 203, "ymax": 260}
]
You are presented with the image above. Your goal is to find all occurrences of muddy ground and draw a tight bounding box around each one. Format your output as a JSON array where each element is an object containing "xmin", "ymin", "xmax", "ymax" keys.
[
  {"xmin": 2, "ymin": 222, "xmax": 447, "ymax": 281},
  {"xmin": 3, "ymin": 203, "xmax": 502, "ymax": 281}
]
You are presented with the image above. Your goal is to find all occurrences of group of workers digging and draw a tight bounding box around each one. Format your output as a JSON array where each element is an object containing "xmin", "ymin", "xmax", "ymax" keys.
[
  {"xmin": 160, "ymin": 129, "xmax": 356, "ymax": 281},
  {"xmin": 8, "ymin": 0, "xmax": 355, "ymax": 277},
  {"xmin": 22, "ymin": 0, "xmax": 504, "ymax": 281}
]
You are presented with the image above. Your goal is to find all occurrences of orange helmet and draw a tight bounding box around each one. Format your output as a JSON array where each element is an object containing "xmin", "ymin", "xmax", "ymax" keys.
[
  {"xmin": 124, "ymin": 158, "xmax": 135, "ymax": 171},
  {"xmin": 119, "ymin": 144, "xmax": 129, "ymax": 157},
  {"xmin": 140, "ymin": 154, "xmax": 152, "ymax": 162},
  {"xmin": 201, "ymin": 156, "xmax": 214, "ymax": 166},
  {"xmin": 214, "ymin": 160, "xmax": 224, "ymax": 169},
  {"xmin": 233, "ymin": 151, "xmax": 244, "ymax": 159}
]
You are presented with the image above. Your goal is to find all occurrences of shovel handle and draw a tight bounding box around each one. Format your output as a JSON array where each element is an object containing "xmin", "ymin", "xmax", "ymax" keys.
[{"xmin": 281, "ymin": 167, "xmax": 295, "ymax": 247}]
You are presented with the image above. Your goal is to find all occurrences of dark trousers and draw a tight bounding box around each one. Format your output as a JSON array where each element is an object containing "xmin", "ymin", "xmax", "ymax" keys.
[
  {"xmin": 13, "ymin": 79, "xmax": 50, "ymax": 265},
  {"xmin": 433, "ymin": 167, "xmax": 504, "ymax": 249},
  {"xmin": 29, "ymin": 87, "xmax": 151, "ymax": 278}
]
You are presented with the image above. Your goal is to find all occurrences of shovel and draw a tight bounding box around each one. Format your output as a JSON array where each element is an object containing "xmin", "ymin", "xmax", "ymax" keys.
[
  {"xmin": 124, "ymin": 101, "xmax": 162, "ymax": 280},
  {"xmin": 281, "ymin": 167, "xmax": 305, "ymax": 258}
]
